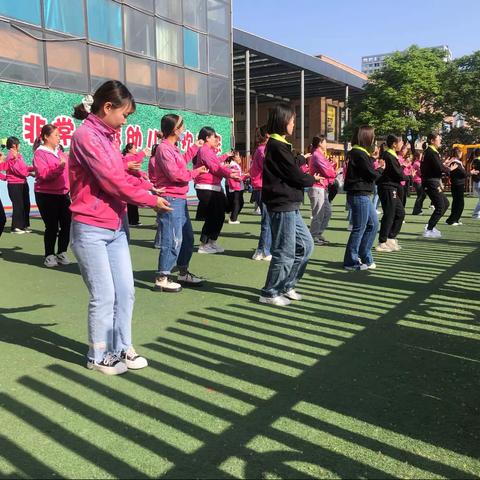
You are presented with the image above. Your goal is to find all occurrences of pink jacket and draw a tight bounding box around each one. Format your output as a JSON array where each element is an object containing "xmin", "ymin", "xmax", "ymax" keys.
[
  {"xmin": 0, "ymin": 160, "xmax": 7, "ymax": 181},
  {"xmin": 33, "ymin": 146, "xmax": 69, "ymax": 195},
  {"xmin": 250, "ymin": 144, "xmax": 266, "ymax": 190},
  {"xmin": 227, "ymin": 161, "xmax": 245, "ymax": 192},
  {"xmin": 194, "ymin": 145, "xmax": 232, "ymax": 187},
  {"xmin": 309, "ymin": 150, "xmax": 336, "ymax": 189},
  {"xmin": 69, "ymin": 114, "xmax": 157, "ymax": 230},
  {"xmin": 123, "ymin": 151, "xmax": 151, "ymax": 191},
  {"xmin": 3, "ymin": 152, "xmax": 33, "ymax": 184},
  {"xmin": 148, "ymin": 156, "xmax": 157, "ymax": 185},
  {"xmin": 154, "ymin": 141, "xmax": 200, "ymax": 198},
  {"xmin": 412, "ymin": 160, "xmax": 422, "ymax": 184}
]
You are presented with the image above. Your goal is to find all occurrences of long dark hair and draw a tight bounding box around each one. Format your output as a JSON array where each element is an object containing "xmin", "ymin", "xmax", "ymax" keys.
[
  {"xmin": 73, "ymin": 80, "xmax": 136, "ymax": 120},
  {"xmin": 122, "ymin": 143, "xmax": 135, "ymax": 156},
  {"xmin": 33, "ymin": 124, "xmax": 58, "ymax": 152},
  {"xmin": 198, "ymin": 126, "xmax": 216, "ymax": 142},
  {"xmin": 267, "ymin": 103, "xmax": 295, "ymax": 135},
  {"xmin": 311, "ymin": 134, "xmax": 326, "ymax": 153}
]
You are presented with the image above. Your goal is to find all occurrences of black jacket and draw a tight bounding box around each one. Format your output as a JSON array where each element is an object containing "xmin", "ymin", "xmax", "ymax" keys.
[
  {"xmin": 421, "ymin": 147, "xmax": 449, "ymax": 182},
  {"xmin": 472, "ymin": 158, "xmax": 480, "ymax": 183},
  {"xmin": 262, "ymin": 137, "xmax": 315, "ymax": 212},
  {"xmin": 449, "ymin": 160, "xmax": 467, "ymax": 187},
  {"xmin": 344, "ymin": 147, "xmax": 380, "ymax": 195},
  {"xmin": 377, "ymin": 150, "xmax": 405, "ymax": 188}
]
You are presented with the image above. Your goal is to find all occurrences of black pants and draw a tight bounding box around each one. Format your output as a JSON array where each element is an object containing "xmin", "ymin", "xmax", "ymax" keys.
[
  {"xmin": 412, "ymin": 183, "xmax": 426, "ymax": 215},
  {"xmin": 378, "ymin": 186, "xmax": 405, "ymax": 243},
  {"xmin": 227, "ymin": 190, "xmax": 244, "ymax": 221},
  {"xmin": 196, "ymin": 189, "xmax": 226, "ymax": 243},
  {"xmin": 446, "ymin": 184, "xmax": 465, "ymax": 224},
  {"xmin": 0, "ymin": 197, "xmax": 6, "ymax": 238},
  {"xmin": 35, "ymin": 192, "xmax": 72, "ymax": 257},
  {"xmin": 127, "ymin": 204, "xmax": 140, "ymax": 225},
  {"xmin": 423, "ymin": 181, "xmax": 449, "ymax": 230},
  {"xmin": 328, "ymin": 181, "xmax": 339, "ymax": 203},
  {"xmin": 7, "ymin": 183, "xmax": 30, "ymax": 230}
]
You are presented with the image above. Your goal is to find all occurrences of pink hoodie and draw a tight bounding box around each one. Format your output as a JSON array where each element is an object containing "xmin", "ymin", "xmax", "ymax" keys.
[
  {"xmin": 250, "ymin": 144, "xmax": 266, "ymax": 190},
  {"xmin": 154, "ymin": 141, "xmax": 200, "ymax": 198},
  {"xmin": 412, "ymin": 160, "xmax": 422, "ymax": 184},
  {"xmin": 194, "ymin": 145, "xmax": 232, "ymax": 189},
  {"xmin": 123, "ymin": 151, "xmax": 152, "ymax": 191},
  {"xmin": 148, "ymin": 156, "xmax": 157, "ymax": 185},
  {"xmin": 33, "ymin": 146, "xmax": 69, "ymax": 195},
  {"xmin": 3, "ymin": 152, "xmax": 34, "ymax": 184},
  {"xmin": 0, "ymin": 160, "xmax": 7, "ymax": 181},
  {"xmin": 69, "ymin": 114, "xmax": 157, "ymax": 230},
  {"xmin": 309, "ymin": 149, "xmax": 336, "ymax": 189},
  {"xmin": 227, "ymin": 161, "xmax": 246, "ymax": 192}
]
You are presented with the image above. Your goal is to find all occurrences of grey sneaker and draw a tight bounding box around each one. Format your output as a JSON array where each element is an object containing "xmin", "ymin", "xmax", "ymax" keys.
[
  {"xmin": 44, "ymin": 255, "xmax": 58, "ymax": 268},
  {"xmin": 87, "ymin": 353, "xmax": 128, "ymax": 375},
  {"xmin": 56, "ymin": 252, "xmax": 71, "ymax": 265}
]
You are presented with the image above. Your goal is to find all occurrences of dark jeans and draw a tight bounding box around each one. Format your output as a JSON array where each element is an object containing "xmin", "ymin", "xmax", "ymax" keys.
[
  {"xmin": 196, "ymin": 189, "xmax": 226, "ymax": 244},
  {"xmin": 446, "ymin": 184, "xmax": 465, "ymax": 224},
  {"xmin": 261, "ymin": 210, "xmax": 314, "ymax": 298},
  {"xmin": 0, "ymin": 197, "xmax": 6, "ymax": 237},
  {"xmin": 156, "ymin": 197, "xmax": 194, "ymax": 275},
  {"xmin": 127, "ymin": 204, "xmax": 140, "ymax": 225},
  {"xmin": 423, "ymin": 181, "xmax": 449, "ymax": 230},
  {"xmin": 344, "ymin": 194, "xmax": 379, "ymax": 268},
  {"xmin": 35, "ymin": 192, "xmax": 72, "ymax": 257},
  {"xmin": 328, "ymin": 181, "xmax": 339, "ymax": 203},
  {"xmin": 378, "ymin": 187, "xmax": 405, "ymax": 243},
  {"xmin": 412, "ymin": 183, "xmax": 426, "ymax": 215},
  {"xmin": 227, "ymin": 190, "xmax": 244, "ymax": 221},
  {"xmin": 7, "ymin": 182, "xmax": 30, "ymax": 230}
]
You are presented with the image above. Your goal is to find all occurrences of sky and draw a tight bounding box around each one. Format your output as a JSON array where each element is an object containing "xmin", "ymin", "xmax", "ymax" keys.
[{"xmin": 233, "ymin": 0, "xmax": 478, "ymax": 70}]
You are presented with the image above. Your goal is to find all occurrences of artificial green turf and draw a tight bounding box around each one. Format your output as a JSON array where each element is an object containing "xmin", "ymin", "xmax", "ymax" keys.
[{"xmin": 0, "ymin": 194, "xmax": 479, "ymax": 479}]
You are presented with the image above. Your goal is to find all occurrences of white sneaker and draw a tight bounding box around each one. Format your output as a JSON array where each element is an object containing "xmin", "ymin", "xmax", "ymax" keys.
[
  {"xmin": 24, "ymin": 228, "xmax": 33, "ymax": 233},
  {"xmin": 433, "ymin": 227, "xmax": 442, "ymax": 236},
  {"xmin": 347, "ymin": 224, "xmax": 353, "ymax": 231},
  {"xmin": 228, "ymin": 220, "xmax": 241, "ymax": 225},
  {"xmin": 284, "ymin": 289, "xmax": 302, "ymax": 301},
  {"xmin": 177, "ymin": 271, "xmax": 204, "ymax": 287},
  {"xmin": 153, "ymin": 276, "xmax": 182, "ymax": 293},
  {"xmin": 56, "ymin": 252, "xmax": 71, "ymax": 265},
  {"xmin": 423, "ymin": 229, "xmax": 441, "ymax": 239},
  {"xmin": 120, "ymin": 347, "xmax": 148, "ymax": 370},
  {"xmin": 252, "ymin": 250, "xmax": 264, "ymax": 261},
  {"xmin": 87, "ymin": 353, "xmax": 128, "ymax": 375},
  {"xmin": 259, "ymin": 295, "xmax": 291, "ymax": 306},
  {"xmin": 451, "ymin": 222, "xmax": 461, "ymax": 226},
  {"xmin": 375, "ymin": 242, "xmax": 393, "ymax": 253},
  {"xmin": 198, "ymin": 243, "xmax": 217, "ymax": 254},
  {"xmin": 11, "ymin": 228, "xmax": 26, "ymax": 234},
  {"xmin": 44, "ymin": 255, "xmax": 58, "ymax": 268},
  {"xmin": 366, "ymin": 263, "xmax": 377, "ymax": 270},
  {"xmin": 386, "ymin": 239, "xmax": 401, "ymax": 251},
  {"xmin": 263, "ymin": 254, "xmax": 272, "ymax": 262},
  {"xmin": 376, "ymin": 210, "xmax": 382, "ymax": 215},
  {"xmin": 344, "ymin": 264, "xmax": 369, "ymax": 271},
  {"xmin": 254, "ymin": 207, "xmax": 261, "ymax": 215},
  {"xmin": 209, "ymin": 241, "xmax": 225, "ymax": 253}
]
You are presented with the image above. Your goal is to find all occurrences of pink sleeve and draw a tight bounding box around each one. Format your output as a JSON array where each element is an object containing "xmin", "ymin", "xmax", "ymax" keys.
[
  {"xmin": 9, "ymin": 155, "xmax": 30, "ymax": 179},
  {"xmin": 250, "ymin": 151, "xmax": 263, "ymax": 178},
  {"xmin": 318, "ymin": 157, "xmax": 336, "ymax": 179},
  {"xmin": 74, "ymin": 130, "xmax": 157, "ymax": 208},
  {"xmin": 159, "ymin": 148, "xmax": 198, "ymax": 183},
  {"xmin": 133, "ymin": 151, "xmax": 146, "ymax": 163},
  {"xmin": 183, "ymin": 145, "xmax": 199, "ymax": 164},
  {"xmin": 201, "ymin": 148, "xmax": 232, "ymax": 178},
  {"xmin": 34, "ymin": 151, "xmax": 65, "ymax": 181}
]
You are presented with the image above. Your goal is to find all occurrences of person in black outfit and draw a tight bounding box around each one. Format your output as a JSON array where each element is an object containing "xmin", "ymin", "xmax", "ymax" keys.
[
  {"xmin": 421, "ymin": 133, "xmax": 450, "ymax": 238},
  {"xmin": 375, "ymin": 134, "xmax": 406, "ymax": 252},
  {"xmin": 471, "ymin": 148, "xmax": 480, "ymax": 219}
]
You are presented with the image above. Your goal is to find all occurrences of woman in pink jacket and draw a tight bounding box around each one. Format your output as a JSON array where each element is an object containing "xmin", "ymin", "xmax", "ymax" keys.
[
  {"xmin": 153, "ymin": 114, "xmax": 208, "ymax": 292},
  {"xmin": 250, "ymin": 126, "xmax": 272, "ymax": 261},
  {"xmin": 1, "ymin": 137, "xmax": 34, "ymax": 233},
  {"xmin": 194, "ymin": 127, "xmax": 239, "ymax": 254},
  {"xmin": 308, "ymin": 135, "xmax": 336, "ymax": 245},
  {"xmin": 69, "ymin": 81, "xmax": 171, "ymax": 376},
  {"xmin": 0, "ymin": 152, "xmax": 6, "ymax": 254},
  {"xmin": 33, "ymin": 124, "xmax": 71, "ymax": 268},
  {"xmin": 225, "ymin": 151, "xmax": 247, "ymax": 224}
]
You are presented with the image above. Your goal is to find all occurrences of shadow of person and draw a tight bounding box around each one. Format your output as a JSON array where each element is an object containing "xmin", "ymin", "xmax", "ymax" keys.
[{"xmin": 0, "ymin": 305, "xmax": 85, "ymax": 364}]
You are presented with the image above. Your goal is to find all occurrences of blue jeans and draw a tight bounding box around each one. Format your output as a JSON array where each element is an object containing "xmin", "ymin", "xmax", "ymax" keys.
[
  {"xmin": 344, "ymin": 194, "xmax": 379, "ymax": 268},
  {"xmin": 156, "ymin": 197, "xmax": 194, "ymax": 275},
  {"xmin": 257, "ymin": 202, "xmax": 272, "ymax": 256},
  {"xmin": 261, "ymin": 210, "xmax": 314, "ymax": 298},
  {"xmin": 71, "ymin": 219, "xmax": 134, "ymax": 362},
  {"xmin": 473, "ymin": 181, "xmax": 480, "ymax": 218}
]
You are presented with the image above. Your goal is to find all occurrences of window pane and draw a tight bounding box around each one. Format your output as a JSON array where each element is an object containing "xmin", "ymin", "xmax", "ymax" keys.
[
  {"xmin": 183, "ymin": 29, "xmax": 207, "ymax": 72},
  {"xmin": 124, "ymin": 0, "xmax": 154, "ymax": 12},
  {"xmin": 125, "ymin": 55, "xmax": 156, "ymax": 103},
  {"xmin": 44, "ymin": 0, "xmax": 85, "ymax": 36},
  {"xmin": 185, "ymin": 70, "xmax": 208, "ymax": 113},
  {"xmin": 46, "ymin": 34, "xmax": 88, "ymax": 91},
  {"xmin": 208, "ymin": 37, "xmax": 229, "ymax": 76},
  {"xmin": 207, "ymin": 0, "xmax": 229, "ymax": 39},
  {"xmin": 0, "ymin": 22, "xmax": 44, "ymax": 85},
  {"xmin": 124, "ymin": 6, "xmax": 154, "ymax": 57},
  {"xmin": 155, "ymin": 0, "xmax": 182, "ymax": 22},
  {"xmin": 157, "ymin": 63, "xmax": 185, "ymax": 109},
  {"xmin": 0, "ymin": 0, "xmax": 41, "ymax": 25},
  {"xmin": 183, "ymin": 0, "xmax": 206, "ymax": 32},
  {"xmin": 87, "ymin": 0, "xmax": 122, "ymax": 48},
  {"xmin": 89, "ymin": 46, "xmax": 124, "ymax": 91},
  {"xmin": 156, "ymin": 19, "xmax": 182, "ymax": 65},
  {"xmin": 209, "ymin": 76, "xmax": 231, "ymax": 116}
]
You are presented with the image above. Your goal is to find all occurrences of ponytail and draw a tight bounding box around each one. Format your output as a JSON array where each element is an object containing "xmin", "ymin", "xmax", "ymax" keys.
[
  {"xmin": 32, "ymin": 125, "xmax": 57, "ymax": 153},
  {"xmin": 311, "ymin": 134, "xmax": 326, "ymax": 153},
  {"xmin": 33, "ymin": 136, "xmax": 43, "ymax": 152}
]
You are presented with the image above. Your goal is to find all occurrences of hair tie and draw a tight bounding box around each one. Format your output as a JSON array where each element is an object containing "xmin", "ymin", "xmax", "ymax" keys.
[{"xmin": 82, "ymin": 94, "xmax": 94, "ymax": 113}]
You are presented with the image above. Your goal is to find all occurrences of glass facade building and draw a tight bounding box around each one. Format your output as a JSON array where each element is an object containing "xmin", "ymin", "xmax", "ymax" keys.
[{"xmin": 0, "ymin": 0, "xmax": 232, "ymax": 117}]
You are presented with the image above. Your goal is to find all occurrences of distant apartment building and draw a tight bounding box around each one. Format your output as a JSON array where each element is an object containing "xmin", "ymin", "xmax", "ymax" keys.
[{"xmin": 361, "ymin": 45, "xmax": 453, "ymax": 75}]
